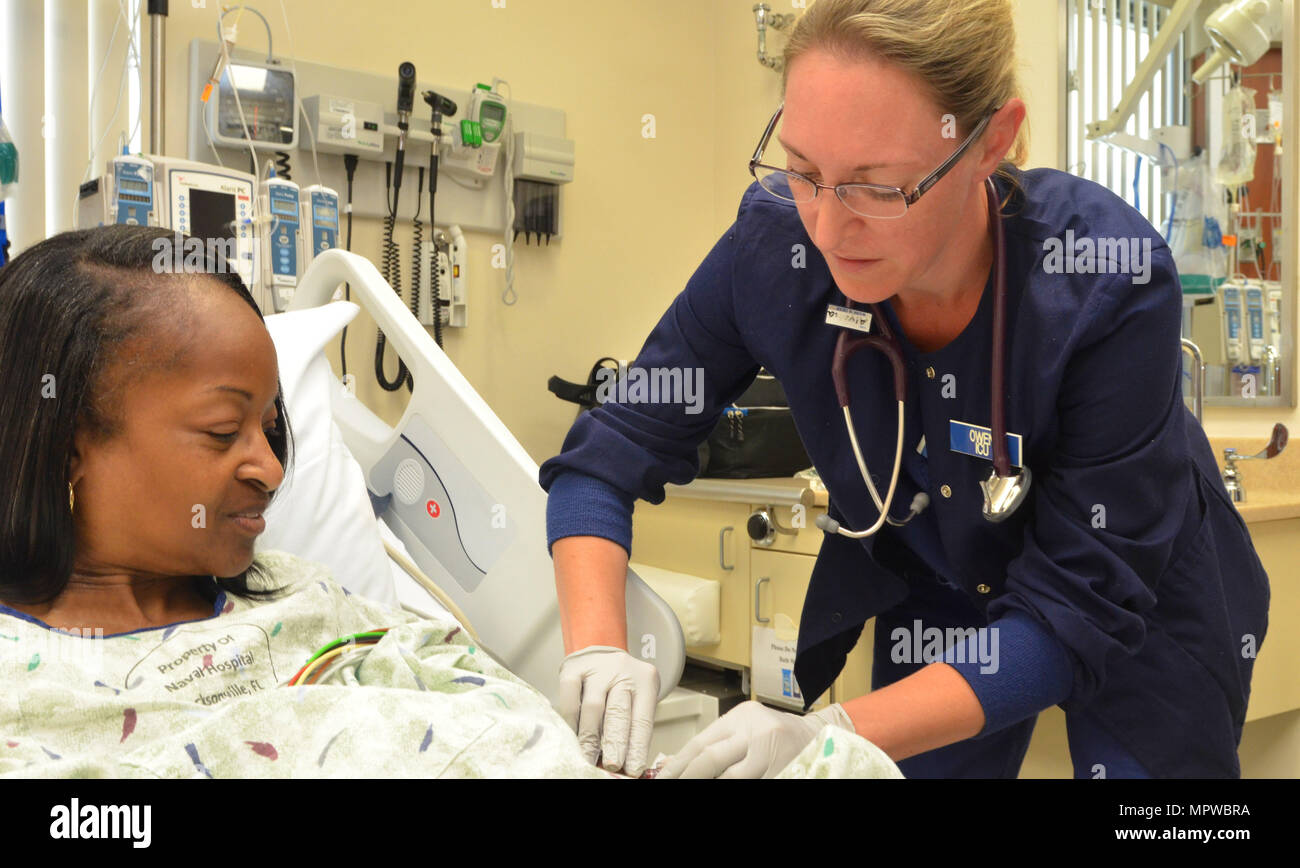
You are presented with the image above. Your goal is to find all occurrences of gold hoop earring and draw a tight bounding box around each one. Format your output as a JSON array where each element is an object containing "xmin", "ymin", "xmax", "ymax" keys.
[{"xmin": 68, "ymin": 482, "xmax": 75, "ymax": 513}]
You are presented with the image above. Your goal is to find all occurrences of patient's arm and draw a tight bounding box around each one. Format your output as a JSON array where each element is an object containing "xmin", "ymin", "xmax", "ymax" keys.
[{"xmin": 552, "ymin": 536, "xmax": 629, "ymax": 654}]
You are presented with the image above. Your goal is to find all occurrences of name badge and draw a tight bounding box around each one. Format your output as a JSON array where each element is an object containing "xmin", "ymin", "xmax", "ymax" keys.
[
  {"xmin": 825, "ymin": 304, "xmax": 873, "ymax": 333},
  {"xmin": 949, "ymin": 420, "xmax": 1024, "ymax": 468}
]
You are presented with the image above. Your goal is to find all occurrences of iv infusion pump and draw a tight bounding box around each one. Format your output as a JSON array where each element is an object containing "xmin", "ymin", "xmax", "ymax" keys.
[
  {"xmin": 257, "ymin": 178, "xmax": 342, "ymax": 312},
  {"xmin": 78, "ymin": 154, "xmax": 339, "ymax": 315},
  {"xmin": 79, "ymin": 154, "xmax": 258, "ymax": 304}
]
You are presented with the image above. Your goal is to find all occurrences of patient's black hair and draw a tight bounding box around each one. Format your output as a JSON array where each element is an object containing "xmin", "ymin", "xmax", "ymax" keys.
[{"xmin": 0, "ymin": 225, "xmax": 294, "ymax": 606}]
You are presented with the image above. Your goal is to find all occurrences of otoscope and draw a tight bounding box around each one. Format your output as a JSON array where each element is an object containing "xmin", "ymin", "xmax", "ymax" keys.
[
  {"xmin": 392, "ymin": 61, "xmax": 416, "ymax": 214},
  {"xmin": 377, "ymin": 61, "xmax": 418, "ymax": 393}
]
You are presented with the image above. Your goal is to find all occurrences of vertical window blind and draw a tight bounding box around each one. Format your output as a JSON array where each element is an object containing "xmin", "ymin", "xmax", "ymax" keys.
[
  {"xmin": 0, "ymin": 0, "xmax": 141, "ymax": 254},
  {"xmin": 1066, "ymin": 0, "xmax": 1190, "ymax": 232}
]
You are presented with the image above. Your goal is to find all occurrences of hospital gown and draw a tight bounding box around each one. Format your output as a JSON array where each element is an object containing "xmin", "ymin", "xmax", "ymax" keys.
[{"xmin": 0, "ymin": 551, "xmax": 900, "ymax": 779}]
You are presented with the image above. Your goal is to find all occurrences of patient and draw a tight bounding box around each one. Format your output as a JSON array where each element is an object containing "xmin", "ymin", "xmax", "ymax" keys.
[
  {"xmin": 0, "ymin": 226, "xmax": 292, "ymax": 632},
  {"xmin": 0, "ymin": 226, "xmax": 620, "ymax": 778},
  {"xmin": 0, "ymin": 226, "xmax": 895, "ymax": 780}
]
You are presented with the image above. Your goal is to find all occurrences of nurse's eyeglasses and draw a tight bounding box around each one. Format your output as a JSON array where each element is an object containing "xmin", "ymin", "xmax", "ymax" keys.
[{"xmin": 748, "ymin": 104, "xmax": 999, "ymax": 219}]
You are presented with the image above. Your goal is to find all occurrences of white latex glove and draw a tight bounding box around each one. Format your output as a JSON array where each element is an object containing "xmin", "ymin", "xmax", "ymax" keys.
[
  {"xmin": 557, "ymin": 645, "xmax": 660, "ymax": 776},
  {"xmin": 657, "ymin": 700, "xmax": 856, "ymax": 779}
]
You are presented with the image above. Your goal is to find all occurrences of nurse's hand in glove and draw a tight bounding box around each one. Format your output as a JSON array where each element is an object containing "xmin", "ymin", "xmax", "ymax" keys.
[
  {"xmin": 657, "ymin": 700, "xmax": 856, "ymax": 779},
  {"xmin": 558, "ymin": 645, "xmax": 660, "ymax": 777}
]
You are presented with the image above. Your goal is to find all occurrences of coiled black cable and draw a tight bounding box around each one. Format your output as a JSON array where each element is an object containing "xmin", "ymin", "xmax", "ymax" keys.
[
  {"xmin": 379, "ymin": 163, "xmax": 397, "ymax": 287},
  {"xmin": 273, "ymin": 151, "xmax": 292, "ymax": 180},
  {"xmin": 376, "ymin": 160, "xmax": 412, "ymax": 392},
  {"xmin": 411, "ymin": 166, "xmax": 424, "ymax": 327}
]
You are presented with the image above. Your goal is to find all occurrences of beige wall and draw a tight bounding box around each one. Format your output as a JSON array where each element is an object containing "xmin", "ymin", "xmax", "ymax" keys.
[
  {"xmin": 160, "ymin": 0, "xmax": 722, "ymax": 465},
  {"xmin": 155, "ymin": 0, "xmax": 1291, "ymax": 463}
]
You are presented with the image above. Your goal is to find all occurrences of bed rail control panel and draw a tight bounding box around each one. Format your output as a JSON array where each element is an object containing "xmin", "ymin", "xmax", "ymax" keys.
[{"xmin": 370, "ymin": 415, "xmax": 515, "ymax": 595}]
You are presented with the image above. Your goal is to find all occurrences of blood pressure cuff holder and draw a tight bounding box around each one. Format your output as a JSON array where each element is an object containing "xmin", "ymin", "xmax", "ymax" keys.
[
  {"xmin": 547, "ymin": 357, "xmax": 619, "ymax": 413},
  {"xmin": 548, "ymin": 362, "xmax": 812, "ymax": 480}
]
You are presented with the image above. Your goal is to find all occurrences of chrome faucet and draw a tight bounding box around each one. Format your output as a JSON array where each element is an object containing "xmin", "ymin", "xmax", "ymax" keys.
[{"xmin": 1222, "ymin": 423, "xmax": 1289, "ymax": 503}]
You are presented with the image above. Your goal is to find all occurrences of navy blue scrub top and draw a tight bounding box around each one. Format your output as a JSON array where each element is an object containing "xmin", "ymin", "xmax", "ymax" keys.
[{"xmin": 539, "ymin": 168, "xmax": 1270, "ymax": 778}]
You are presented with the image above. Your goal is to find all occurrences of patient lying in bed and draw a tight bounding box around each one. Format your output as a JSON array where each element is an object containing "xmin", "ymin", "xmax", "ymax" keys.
[{"xmin": 0, "ymin": 226, "xmax": 898, "ymax": 779}]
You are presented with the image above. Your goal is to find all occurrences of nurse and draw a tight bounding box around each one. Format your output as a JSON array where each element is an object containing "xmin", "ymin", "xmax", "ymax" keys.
[{"xmin": 542, "ymin": 0, "xmax": 1269, "ymax": 779}]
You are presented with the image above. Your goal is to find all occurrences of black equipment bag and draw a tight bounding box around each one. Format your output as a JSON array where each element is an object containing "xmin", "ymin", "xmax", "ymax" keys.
[
  {"xmin": 547, "ymin": 363, "xmax": 812, "ymax": 480},
  {"xmin": 696, "ymin": 370, "xmax": 812, "ymax": 479}
]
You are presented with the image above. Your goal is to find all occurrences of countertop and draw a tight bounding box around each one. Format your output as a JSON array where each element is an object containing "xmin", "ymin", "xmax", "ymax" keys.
[
  {"xmin": 664, "ymin": 475, "xmax": 829, "ymax": 508},
  {"xmin": 663, "ymin": 435, "xmax": 1299, "ymax": 524}
]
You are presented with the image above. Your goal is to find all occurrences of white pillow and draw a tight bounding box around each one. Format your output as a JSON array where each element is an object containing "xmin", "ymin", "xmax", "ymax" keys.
[{"xmin": 256, "ymin": 301, "xmax": 399, "ymax": 609}]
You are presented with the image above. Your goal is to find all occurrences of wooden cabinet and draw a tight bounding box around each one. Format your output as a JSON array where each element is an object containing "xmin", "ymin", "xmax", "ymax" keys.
[
  {"xmin": 750, "ymin": 548, "xmax": 829, "ymax": 711},
  {"xmin": 748, "ymin": 547, "xmax": 876, "ymax": 712},
  {"xmin": 633, "ymin": 487, "xmax": 872, "ymax": 715}
]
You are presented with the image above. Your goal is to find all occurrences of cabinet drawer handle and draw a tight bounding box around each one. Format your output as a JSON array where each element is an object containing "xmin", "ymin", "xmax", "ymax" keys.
[
  {"xmin": 719, "ymin": 526, "xmax": 734, "ymax": 571},
  {"xmin": 755, "ymin": 576, "xmax": 770, "ymax": 624}
]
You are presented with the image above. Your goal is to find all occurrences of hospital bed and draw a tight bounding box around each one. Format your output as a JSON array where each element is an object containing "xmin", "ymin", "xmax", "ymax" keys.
[{"xmin": 260, "ymin": 248, "xmax": 686, "ymax": 714}]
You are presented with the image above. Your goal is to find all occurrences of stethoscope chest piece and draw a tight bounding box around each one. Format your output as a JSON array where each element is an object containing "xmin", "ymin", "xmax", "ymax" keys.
[{"xmin": 979, "ymin": 465, "xmax": 1032, "ymax": 523}]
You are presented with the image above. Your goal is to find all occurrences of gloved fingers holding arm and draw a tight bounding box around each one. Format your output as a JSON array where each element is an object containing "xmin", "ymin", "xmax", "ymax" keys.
[{"xmin": 657, "ymin": 700, "xmax": 856, "ymax": 779}]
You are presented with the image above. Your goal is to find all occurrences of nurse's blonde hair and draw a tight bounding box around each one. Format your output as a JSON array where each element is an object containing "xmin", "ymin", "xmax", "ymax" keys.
[{"xmin": 781, "ymin": 0, "xmax": 1029, "ymax": 201}]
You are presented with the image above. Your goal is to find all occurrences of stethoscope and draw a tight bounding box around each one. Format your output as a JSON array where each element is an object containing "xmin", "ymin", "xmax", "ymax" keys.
[{"xmin": 816, "ymin": 177, "xmax": 1032, "ymax": 540}]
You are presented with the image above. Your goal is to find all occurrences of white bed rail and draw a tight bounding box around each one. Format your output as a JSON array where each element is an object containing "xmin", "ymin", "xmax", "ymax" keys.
[{"xmin": 288, "ymin": 250, "xmax": 685, "ymax": 704}]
